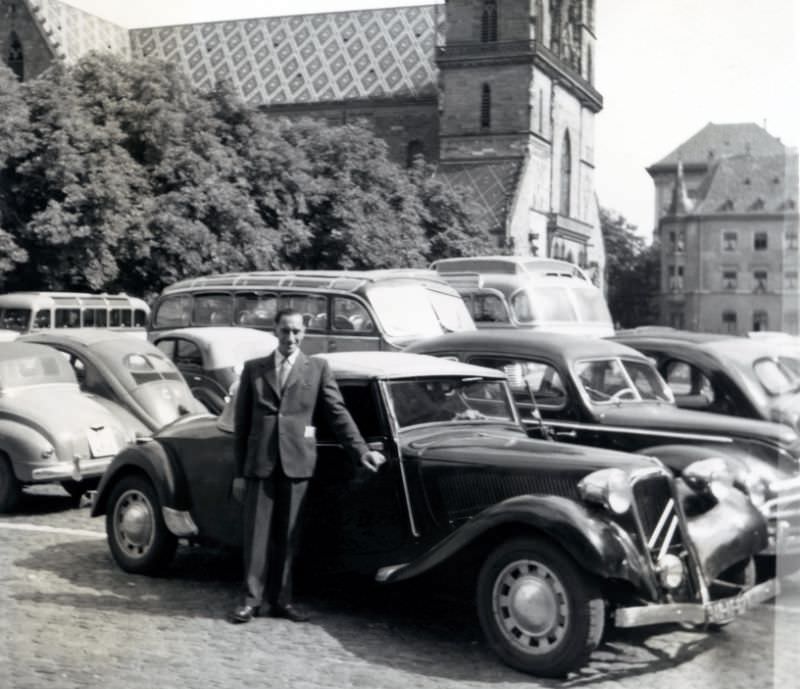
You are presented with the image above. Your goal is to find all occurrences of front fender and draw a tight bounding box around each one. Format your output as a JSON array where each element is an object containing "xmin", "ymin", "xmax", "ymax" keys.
[
  {"xmin": 381, "ymin": 494, "xmax": 652, "ymax": 593},
  {"xmin": 90, "ymin": 440, "xmax": 188, "ymax": 517}
]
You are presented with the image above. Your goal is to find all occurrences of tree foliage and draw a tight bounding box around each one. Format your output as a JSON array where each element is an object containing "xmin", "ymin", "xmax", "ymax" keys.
[
  {"xmin": 0, "ymin": 53, "xmax": 494, "ymax": 296},
  {"xmin": 601, "ymin": 207, "xmax": 659, "ymax": 328}
]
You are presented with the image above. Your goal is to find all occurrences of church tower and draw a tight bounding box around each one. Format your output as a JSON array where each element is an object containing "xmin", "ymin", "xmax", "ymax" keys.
[{"xmin": 436, "ymin": 0, "xmax": 603, "ymax": 280}]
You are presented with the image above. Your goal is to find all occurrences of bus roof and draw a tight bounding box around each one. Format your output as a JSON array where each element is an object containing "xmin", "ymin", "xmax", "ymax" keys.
[{"xmin": 161, "ymin": 270, "xmax": 455, "ymax": 295}]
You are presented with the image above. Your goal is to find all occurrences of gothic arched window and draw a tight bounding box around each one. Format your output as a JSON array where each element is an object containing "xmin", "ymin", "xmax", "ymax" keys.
[
  {"xmin": 560, "ymin": 130, "xmax": 572, "ymax": 216},
  {"xmin": 7, "ymin": 31, "xmax": 23, "ymax": 81},
  {"xmin": 481, "ymin": 0, "xmax": 498, "ymax": 43},
  {"xmin": 480, "ymin": 83, "xmax": 491, "ymax": 129}
]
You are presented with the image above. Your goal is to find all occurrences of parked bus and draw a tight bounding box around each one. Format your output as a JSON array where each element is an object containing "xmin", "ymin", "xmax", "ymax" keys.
[
  {"xmin": 0, "ymin": 292, "xmax": 150, "ymax": 337},
  {"xmin": 149, "ymin": 270, "xmax": 475, "ymax": 353},
  {"xmin": 431, "ymin": 256, "xmax": 614, "ymax": 337}
]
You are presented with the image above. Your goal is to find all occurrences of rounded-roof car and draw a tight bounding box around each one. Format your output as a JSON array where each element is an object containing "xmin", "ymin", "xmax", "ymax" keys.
[{"xmin": 0, "ymin": 341, "xmax": 134, "ymax": 511}]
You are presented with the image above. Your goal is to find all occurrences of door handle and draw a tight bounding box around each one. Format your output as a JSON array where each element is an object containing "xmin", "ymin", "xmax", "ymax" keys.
[
  {"xmin": 367, "ymin": 441, "xmax": 385, "ymax": 452},
  {"xmin": 555, "ymin": 429, "xmax": 577, "ymax": 438},
  {"xmin": 192, "ymin": 376, "xmax": 202, "ymax": 382}
]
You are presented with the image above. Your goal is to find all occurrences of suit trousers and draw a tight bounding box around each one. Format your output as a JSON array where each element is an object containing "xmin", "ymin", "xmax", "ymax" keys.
[{"xmin": 241, "ymin": 465, "xmax": 309, "ymax": 609}]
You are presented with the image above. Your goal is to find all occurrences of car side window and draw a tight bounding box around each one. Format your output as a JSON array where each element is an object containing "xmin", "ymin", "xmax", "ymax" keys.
[
  {"xmin": 175, "ymin": 339, "xmax": 203, "ymax": 367},
  {"xmin": 468, "ymin": 356, "xmax": 567, "ymax": 411},
  {"xmin": 471, "ymin": 294, "xmax": 509, "ymax": 324},
  {"xmin": 664, "ymin": 360, "xmax": 714, "ymax": 404},
  {"xmin": 314, "ymin": 382, "xmax": 384, "ymax": 442},
  {"xmin": 332, "ymin": 297, "xmax": 375, "ymax": 333},
  {"xmin": 155, "ymin": 339, "xmax": 176, "ymax": 360}
]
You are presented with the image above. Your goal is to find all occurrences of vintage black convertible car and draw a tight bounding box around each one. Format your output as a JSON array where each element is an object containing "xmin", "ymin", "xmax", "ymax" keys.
[
  {"xmin": 407, "ymin": 330, "xmax": 800, "ymax": 559},
  {"xmin": 92, "ymin": 352, "xmax": 776, "ymax": 678}
]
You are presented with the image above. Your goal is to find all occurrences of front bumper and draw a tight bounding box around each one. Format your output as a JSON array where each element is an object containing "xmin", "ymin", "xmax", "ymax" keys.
[
  {"xmin": 30, "ymin": 456, "xmax": 112, "ymax": 483},
  {"xmin": 614, "ymin": 577, "xmax": 779, "ymax": 628}
]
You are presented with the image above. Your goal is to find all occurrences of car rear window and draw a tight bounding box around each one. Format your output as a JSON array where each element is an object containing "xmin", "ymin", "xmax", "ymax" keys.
[{"xmin": 124, "ymin": 352, "xmax": 184, "ymax": 384}]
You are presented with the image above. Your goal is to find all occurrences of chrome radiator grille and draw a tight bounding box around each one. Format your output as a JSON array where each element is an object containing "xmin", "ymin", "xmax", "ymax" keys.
[{"xmin": 631, "ymin": 474, "xmax": 687, "ymax": 562}]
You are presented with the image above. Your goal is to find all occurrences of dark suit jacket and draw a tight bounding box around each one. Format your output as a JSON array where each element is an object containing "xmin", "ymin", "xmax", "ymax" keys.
[{"xmin": 233, "ymin": 351, "xmax": 368, "ymax": 479}]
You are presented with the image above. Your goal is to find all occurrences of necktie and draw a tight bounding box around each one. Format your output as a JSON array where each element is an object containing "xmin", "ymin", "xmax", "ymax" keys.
[{"xmin": 279, "ymin": 356, "xmax": 291, "ymax": 391}]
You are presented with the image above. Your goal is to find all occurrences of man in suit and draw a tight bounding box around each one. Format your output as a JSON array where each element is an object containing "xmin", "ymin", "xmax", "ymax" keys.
[{"xmin": 229, "ymin": 308, "xmax": 385, "ymax": 624}]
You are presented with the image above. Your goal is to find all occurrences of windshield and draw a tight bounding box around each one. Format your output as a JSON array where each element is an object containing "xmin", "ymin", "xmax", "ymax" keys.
[
  {"xmin": 752, "ymin": 358, "xmax": 798, "ymax": 395},
  {"xmin": 387, "ymin": 377, "xmax": 515, "ymax": 428},
  {"xmin": 426, "ymin": 288, "xmax": 475, "ymax": 332},
  {"xmin": 571, "ymin": 288, "xmax": 613, "ymax": 324},
  {"xmin": 366, "ymin": 284, "xmax": 450, "ymax": 338},
  {"xmin": 574, "ymin": 358, "xmax": 674, "ymax": 404},
  {"xmin": 511, "ymin": 287, "xmax": 577, "ymax": 323}
]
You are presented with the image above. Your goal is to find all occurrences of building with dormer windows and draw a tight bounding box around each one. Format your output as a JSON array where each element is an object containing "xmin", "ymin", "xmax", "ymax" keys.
[
  {"xmin": 650, "ymin": 123, "xmax": 799, "ymax": 334},
  {"xmin": 1, "ymin": 0, "xmax": 606, "ymax": 285}
]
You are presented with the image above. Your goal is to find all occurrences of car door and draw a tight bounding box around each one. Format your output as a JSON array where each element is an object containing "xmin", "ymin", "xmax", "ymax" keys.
[{"xmin": 301, "ymin": 380, "xmax": 411, "ymax": 572}]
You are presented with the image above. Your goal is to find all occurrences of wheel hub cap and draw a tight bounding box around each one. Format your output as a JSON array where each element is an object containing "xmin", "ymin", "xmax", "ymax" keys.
[
  {"xmin": 492, "ymin": 559, "xmax": 569, "ymax": 654},
  {"xmin": 115, "ymin": 490, "xmax": 154, "ymax": 555}
]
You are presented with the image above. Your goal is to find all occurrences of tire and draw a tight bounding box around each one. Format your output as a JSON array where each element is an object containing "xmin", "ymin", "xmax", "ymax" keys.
[
  {"xmin": 476, "ymin": 538, "xmax": 605, "ymax": 678},
  {"xmin": 0, "ymin": 455, "xmax": 21, "ymax": 513},
  {"xmin": 105, "ymin": 475, "xmax": 177, "ymax": 575}
]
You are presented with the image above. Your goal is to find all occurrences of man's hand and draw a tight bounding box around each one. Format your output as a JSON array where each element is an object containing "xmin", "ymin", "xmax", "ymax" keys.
[
  {"xmin": 231, "ymin": 477, "xmax": 246, "ymax": 502},
  {"xmin": 360, "ymin": 450, "xmax": 386, "ymax": 472}
]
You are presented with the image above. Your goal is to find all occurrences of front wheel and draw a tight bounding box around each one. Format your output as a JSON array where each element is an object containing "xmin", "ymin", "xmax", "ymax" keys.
[
  {"xmin": 476, "ymin": 538, "xmax": 605, "ymax": 678},
  {"xmin": 106, "ymin": 475, "xmax": 177, "ymax": 575}
]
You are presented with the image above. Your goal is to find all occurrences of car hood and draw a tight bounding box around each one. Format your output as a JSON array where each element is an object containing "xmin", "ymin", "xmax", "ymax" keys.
[
  {"xmin": 594, "ymin": 403, "xmax": 798, "ymax": 447},
  {"xmin": 400, "ymin": 424, "xmax": 660, "ymax": 476}
]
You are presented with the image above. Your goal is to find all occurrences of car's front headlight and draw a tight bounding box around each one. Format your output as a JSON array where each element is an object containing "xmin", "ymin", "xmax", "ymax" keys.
[
  {"xmin": 684, "ymin": 456, "xmax": 769, "ymax": 506},
  {"xmin": 578, "ymin": 468, "xmax": 633, "ymax": 514}
]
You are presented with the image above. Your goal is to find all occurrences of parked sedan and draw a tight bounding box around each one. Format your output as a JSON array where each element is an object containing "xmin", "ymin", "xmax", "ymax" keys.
[
  {"xmin": 613, "ymin": 330, "xmax": 800, "ymax": 432},
  {"xmin": 0, "ymin": 342, "xmax": 134, "ymax": 511},
  {"xmin": 407, "ymin": 330, "xmax": 800, "ymax": 559},
  {"xmin": 152, "ymin": 327, "xmax": 278, "ymax": 414},
  {"xmin": 91, "ymin": 352, "xmax": 775, "ymax": 678},
  {"xmin": 19, "ymin": 330, "xmax": 206, "ymax": 436}
]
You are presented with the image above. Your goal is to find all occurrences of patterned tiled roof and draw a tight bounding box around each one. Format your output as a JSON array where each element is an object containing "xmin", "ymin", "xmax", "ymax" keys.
[
  {"xmin": 650, "ymin": 122, "xmax": 787, "ymax": 170},
  {"xmin": 692, "ymin": 153, "xmax": 798, "ymax": 214},
  {"xmin": 436, "ymin": 160, "xmax": 523, "ymax": 233},
  {"xmin": 129, "ymin": 5, "xmax": 442, "ymax": 106},
  {"xmin": 26, "ymin": 0, "xmax": 131, "ymax": 62}
]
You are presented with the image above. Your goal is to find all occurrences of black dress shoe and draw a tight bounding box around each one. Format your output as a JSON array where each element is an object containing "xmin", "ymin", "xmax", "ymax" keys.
[
  {"xmin": 269, "ymin": 604, "xmax": 310, "ymax": 623},
  {"xmin": 229, "ymin": 604, "xmax": 260, "ymax": 624}
]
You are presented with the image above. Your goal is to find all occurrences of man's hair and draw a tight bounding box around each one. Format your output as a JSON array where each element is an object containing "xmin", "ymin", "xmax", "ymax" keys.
[{"xmin": 274, "ymin": 307, "xmax": 305, "ymax": 325}]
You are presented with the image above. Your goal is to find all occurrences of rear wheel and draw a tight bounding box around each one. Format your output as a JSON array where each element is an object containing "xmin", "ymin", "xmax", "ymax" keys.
[
  {"xmin": 106, "ymin": 475, "xmax": 177, "ymax": 574},
  {"xmin": 476, "ymin": 538, "xmax": 605, "ymax": 678},
  {"xmin": 0, "ymin": 455, "xmax": 21, "ymax": 513}
]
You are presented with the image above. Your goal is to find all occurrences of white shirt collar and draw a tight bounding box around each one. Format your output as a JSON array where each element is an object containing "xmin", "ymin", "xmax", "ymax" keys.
[{"xmin": 275, "ymin": 350, "xmax": 299, "ymax": 370}]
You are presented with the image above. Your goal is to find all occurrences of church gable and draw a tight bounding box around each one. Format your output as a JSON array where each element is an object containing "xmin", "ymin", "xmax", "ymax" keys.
[
  {"xmin": 130, "ymin": 5, "xmax": 443, "ymax": 106},
  {"xmin": 27, "ymin": 0, "xmax": 130, "ymax": 63}
]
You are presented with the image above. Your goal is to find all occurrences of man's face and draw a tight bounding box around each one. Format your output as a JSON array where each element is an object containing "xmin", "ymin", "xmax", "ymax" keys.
[{"xmin": 276, "ymin": 313, "xmax": 305, "ymax": 357}]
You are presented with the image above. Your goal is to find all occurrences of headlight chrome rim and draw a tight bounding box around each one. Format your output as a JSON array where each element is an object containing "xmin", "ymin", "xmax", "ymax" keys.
[{"xmin": 578, "ymin": 468, "xmax": 633, "ymax": 515}]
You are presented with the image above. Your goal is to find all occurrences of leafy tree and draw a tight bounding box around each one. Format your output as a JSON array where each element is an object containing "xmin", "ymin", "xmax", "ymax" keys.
[
  {"xmin": 601, "ymin": 207, "xmax": 659, "ymax": 327},
  {"xmin": 0, "ymin": 63, "xmax": 32, "ymax": 279}
]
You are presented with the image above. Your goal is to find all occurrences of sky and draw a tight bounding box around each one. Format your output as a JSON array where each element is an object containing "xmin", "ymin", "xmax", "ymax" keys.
[{"xmin": 62, "ymin": 0, "xmax": 800, "ymax": 239}]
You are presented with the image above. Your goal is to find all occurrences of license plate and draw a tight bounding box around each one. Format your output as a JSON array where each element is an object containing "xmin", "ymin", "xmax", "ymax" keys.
[
  {"xmin": 87, "ymin": 427, "xmax": 118, "ymax": 458},
  {"xmin": 706, "ymin": 578, "xmax": 779, "ymax": 625}
]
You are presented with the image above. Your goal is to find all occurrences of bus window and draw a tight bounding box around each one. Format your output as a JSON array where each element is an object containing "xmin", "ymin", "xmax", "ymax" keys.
[
  {"xmin": 134, "ymin": 309, "xmax": 148, "ymax": 328},
  {"xmin": 95, "ymin": 309, "xmax": 108, "ymax": 327},
  {"xmin": 110, "ymin": 309, "xmax": 132, "ymax": 327},
  {"xmin": 282, "ymin": 294, "xmax": 328, "ymax": 331},
  {"xmin": 193, "ymin": 293, "xmax": 234, "ymax": 326},
  {"xmin": 1, "ymin": 308, "xmax": 31, "ymax": 331},
  {"xmin": 83, "ymin": 309, "xmax": 95, "ymax": 327},
  {"xmin": 153, "ymin": 295, "xmax": 192, "ymax": 328},
  {"xmin": 235, "ymin": 293, "xmax": 277, "ymax": 327},
  {"xmin": 34, "ymin": 310, "xmax": 50, "ymax": 329},
  {"xmin": 55, "ymin": 308, "xmax": 81, "ymax": 328}
]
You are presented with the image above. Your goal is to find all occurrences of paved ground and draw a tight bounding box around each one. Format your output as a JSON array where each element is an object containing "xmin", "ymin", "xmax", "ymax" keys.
[{"xmin": 0, "ymin": 487, "xmax": 798, "ymax": 689}]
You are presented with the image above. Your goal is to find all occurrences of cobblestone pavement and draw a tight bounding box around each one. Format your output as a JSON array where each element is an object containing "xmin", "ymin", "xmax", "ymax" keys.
[{"xmin": 0, "ymin": 487, "xmax": 798, "ymax": 689}]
